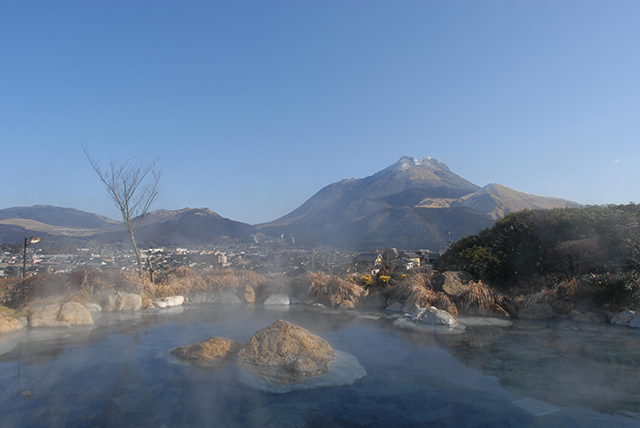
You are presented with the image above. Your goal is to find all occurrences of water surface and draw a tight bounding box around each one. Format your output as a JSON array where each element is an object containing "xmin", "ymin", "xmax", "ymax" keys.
[{"xmin": 1, "ymin": 305, "xmax": 639, "ymax": 427}]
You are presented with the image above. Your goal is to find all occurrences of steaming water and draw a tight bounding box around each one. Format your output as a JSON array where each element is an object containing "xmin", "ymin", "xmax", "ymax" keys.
[{"xmin": 1, "ymin": 305, "xmax": 640, "ymax": 427}]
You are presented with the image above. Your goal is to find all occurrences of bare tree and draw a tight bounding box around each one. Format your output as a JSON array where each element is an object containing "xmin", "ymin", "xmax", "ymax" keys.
[{"xmin": 83, "ymin": 145, "xmax": 162, "ymax": 276}]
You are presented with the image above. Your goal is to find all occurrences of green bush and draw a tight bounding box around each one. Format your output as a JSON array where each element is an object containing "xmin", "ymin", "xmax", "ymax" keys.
[
  {"xmin": 588, "ymin": 271, "xmax": 640, "ymax": 309},
  {"xmin": 435, "ymin": 204, "xmax": 640, "ymax": 286}
]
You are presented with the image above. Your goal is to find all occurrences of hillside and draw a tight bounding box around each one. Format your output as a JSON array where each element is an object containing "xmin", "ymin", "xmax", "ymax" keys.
[
  {"xmin": 0, "ymin": 205, "xmax": 120, "ymax": 230},
  {"xmin": 94, "ymin": 208, "xmax": 258, "ymax": 246},
  {"xmin": 449, "ymin": 183, "xmax": 582, "ymax": 219},
  {"xmin": 258, "ymin": 156, "xmax": 582, "ymax": 250},
  {"xmin": 0, "ymin": 156, "xmax": 584, "ymax": 250}
]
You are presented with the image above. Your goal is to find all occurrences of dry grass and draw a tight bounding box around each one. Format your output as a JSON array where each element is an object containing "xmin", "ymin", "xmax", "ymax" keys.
[
  {"xmin": 514, "ymin": 278, "xmax": 578, "ymax": 309},
  {"xmin": 432, "ymin": 292, "xmax": 459, "ymax": 317},
  {"xmin": 305, "ymin": 272, "xmax": 368, "ymax": 306},
  {"xmin": 459, "ymin": 281, "xmax": 497, "ymax": 314},
  {"xmin": 391, "ymin": 272, "xmax": 435, "ymax": 301},
  {"xmin": 391, "ymin": 273, "xmax": 458, "ymax": 316},
  {"xmin": 148, "ymin": 267, "xmax": 209, "ymax": 298}
]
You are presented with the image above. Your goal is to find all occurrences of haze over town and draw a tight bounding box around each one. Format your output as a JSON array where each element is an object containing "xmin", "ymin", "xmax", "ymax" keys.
[{"xmin": 2, "ymin": 1, "xmax": 639, "ymax": 224}]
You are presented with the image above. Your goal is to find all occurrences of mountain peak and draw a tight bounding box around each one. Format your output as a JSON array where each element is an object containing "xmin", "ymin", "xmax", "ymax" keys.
[{"xmin": 393, "ymin": 155, "xmax": 451, "ymax": 173}]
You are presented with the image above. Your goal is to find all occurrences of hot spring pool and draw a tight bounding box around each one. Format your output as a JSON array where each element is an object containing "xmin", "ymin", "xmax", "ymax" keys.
[{"xmin": 1, "ymin": 304, "xmax": 639, "ymax": 427}]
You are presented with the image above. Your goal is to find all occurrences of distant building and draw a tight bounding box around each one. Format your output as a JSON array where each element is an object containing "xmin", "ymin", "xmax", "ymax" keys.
[{"xmin": 352, "ymin": 252, "xmax": 383, "ymax": 273}]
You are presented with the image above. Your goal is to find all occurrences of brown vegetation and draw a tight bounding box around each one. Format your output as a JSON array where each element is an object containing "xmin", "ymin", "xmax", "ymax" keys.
[
  {"xmin": 304, "ymin": 272, "xmax": 368, "ymax": 307},
  {"xmin": 458, "ymin": 281, "xmax": 498, "ymax": 314},
  {"xmin": 391, "ymin": 272, "xmax": 458, "ymax": 316}
]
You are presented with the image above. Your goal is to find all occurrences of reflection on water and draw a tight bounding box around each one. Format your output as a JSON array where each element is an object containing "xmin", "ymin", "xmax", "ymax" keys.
[{"xmin": 0, "ymin": 305, "xmax": 639, "ymax": 427}]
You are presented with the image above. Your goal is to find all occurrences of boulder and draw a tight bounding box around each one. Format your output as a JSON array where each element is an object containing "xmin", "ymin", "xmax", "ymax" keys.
[
  {"xmin": 160, "ymin": 295, "xmax": 184, "ymax": 307},
  {"xmin": 68, "ymin": 296, "xmax": 90, "ymax": 309},
  {"xmin": 104, "ymin": 293, "xmax": 142, "ymax": 312},
  {"xmin": 86, "ymin": 303, "xmax": 102, "ymax": 312},
  {"xmin": 58, "ymin": 302, "xmax": 94, "ymax": 326},
  {"xmin": 28, "ymin": 305, "xmax": 70, "ymax": 328},
  {"xmin": 339, "ymin": 299, "xmax": 355, "ymax": 309},
  {"xmin": 628, "ymin": 315, "xmax": 640, "ymax": 329},
  {"xmin": 518, "ymin": 303, "xmax": 553, "ymax": 320},
  {"xmin": 385, "ymin": 301, "xmax": 404, "ymax": 312},
  {"xmin": 0, "ymin": 315, "xmax": 23, "ymax": 333},
  {"xmin": 434, "ymin": 271, "xmax": 474, "ymax": 296},
  {"xmin": 551, "ymin": 299, "xmax": 574, "ymax": 315},
  {"xmin": 611, "ymin": 310, "xmax": 636, "ymax": 326},
  {"xmin": 328, "ymin": 294, "xmax": 343, "ymax": 307},
  {"xmin": 264, "ymin": 294, "xmax": 290, "ymax": 305},
  {"xmin": 241, "ymin": 285, "xmax": 256, "ymax": 303},
  {"xmin": 171, "ymin": 336, "xmax": 244, "ymax": 369},
  {"xmin": 216, "ymin": 291, "xmax": 242, "ymax": 304},
  {"xmin": 569, "ymin": 310, "xmax": 602, "ymax": 323},
  {"xmin": 410, "ymin": 307, "xmax": 458, "ymax": 326},
  {"xmin": 235, "ymin": 320, "xmax": 335, "ymax": 383}
]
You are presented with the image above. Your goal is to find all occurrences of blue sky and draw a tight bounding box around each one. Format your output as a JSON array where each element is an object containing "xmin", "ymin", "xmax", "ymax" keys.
[{"xmin": 2, "ymin": 1, "xmax": 639, "ymax": 225}]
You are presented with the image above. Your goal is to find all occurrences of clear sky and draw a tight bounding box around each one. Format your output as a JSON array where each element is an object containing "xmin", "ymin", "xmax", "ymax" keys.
[{"xmin": 2, "ymin": 1, "xmax": 639, "ymax": 225}]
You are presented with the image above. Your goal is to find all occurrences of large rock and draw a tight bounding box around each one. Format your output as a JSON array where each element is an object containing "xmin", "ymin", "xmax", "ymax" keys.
[
  {"xmin": 611, "ymin": 310, "xmax": 636, "ymax": 326},
  {"xmin": 240, "ymin": 285, "xmax": 255, "ymax": 303},
  {"xmin": 171, "ymin": 336, "xmax": 244, "ymax": 369},
  {"xmin": 58, "ymin": 302, "xmax": 93, "ymax": 326},
  {"xmin": 189, "ymin": 290, "xmax": 242, "ymax": 305},
  {"xmin": 339, "ymin": 299, "xmax": 355, "ymax": 309},
  {"xmin": 385, "ymin": 301, "xmax": 404, "ymax": 312},
  {"xmin": 264, "ymin": 294, "xmax": 290, "ymax": 305},
  {"xmin": 518, "ymin": 303, "xmax": 553, "ymax": 320},
  {"xmin": 629, "ymin": 314, "xmax": 640, "ymax": 329},
  {"xmin": 28, "ymin": 305, "xmax": 70, "ymax": 328},
  {"xmin": 0, "ymin": 315, "xmax": 24, "ymax": 333},
  {"xmin": 410, "ymin": 306, "xmax": 458, "ymax": 326},
  {"xmin": 104, "ymin": 293, "xmax": 143, "ymax": 311},
  {"xmin": 235, "ymin": 320, "xmax": 335, "ymax": 383},
  {"xmin": 158, "ymin": 295, "xmax": 184, "ymax": 308},
  {"xmin": 434, "ymin": 271, "xmax": 474, "ymax": 296}
]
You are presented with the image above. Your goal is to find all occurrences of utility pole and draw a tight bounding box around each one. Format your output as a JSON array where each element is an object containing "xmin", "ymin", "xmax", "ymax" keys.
[{"xmin": 23, "ymin": 236, "xmax": 41, "ymax": 278}]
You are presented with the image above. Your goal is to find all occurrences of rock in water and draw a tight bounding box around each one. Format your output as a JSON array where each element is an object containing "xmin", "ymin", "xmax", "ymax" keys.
[
  {"xmin": 411, "ymin": 306, "xmax": 458, "ymax": 325},
  {"xmin": 58, "ymin": 302, "xmax": 94, "ymax": 326},
  {"xmin": 160, "ymin": 295, "xmax": 184, "ymax": 307},
  {"xmin": 518, "ymin": 303, "xmax": 553, "ymax": 320},
  {"xmin": 235, "ymin": 320, "xmax": 336, "ymax": 384},
  {"xmin": 264, "ymin": 294, "xmax": 290, "ymax": 305},
  {"xmin": 611, "ymin": 310, "xmax": 636, "ymax": 326},
  {"xmin": 0, "ymin": 315, "xmax": 24, "ymax": 333},
  {"xmin": 171, "ymin": 337, "xmax": 244, "ymax": 369},
  {"xmin": 28, "ymin": 305, "xmax": 71, "ymax": 328},
  {"xmin": 104, "ymin": 293, "xmax": 143, "ymax": 311}
]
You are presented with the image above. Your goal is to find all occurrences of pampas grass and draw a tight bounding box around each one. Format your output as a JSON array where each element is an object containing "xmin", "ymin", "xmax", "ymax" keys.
[
  {"xmin": 305, "ymin": 272, "xmax": 368, "ymax": 306},
  {"xmin": 459, "ymin": 281, "xmax": 496, "ymax": 314},
  {"xmin": 391, "ymin": 273, "xmax": 458, "ymax": 316}
]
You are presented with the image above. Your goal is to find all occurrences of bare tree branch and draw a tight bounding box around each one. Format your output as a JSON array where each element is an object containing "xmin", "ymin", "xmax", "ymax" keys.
[{"xmin": 83, "ymin": 144, "xmax": 162, "ymax": 276}]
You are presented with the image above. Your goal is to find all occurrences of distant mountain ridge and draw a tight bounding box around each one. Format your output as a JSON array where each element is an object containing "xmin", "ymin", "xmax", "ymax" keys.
[
  {"xmin": 0, "ymin": 205, "xmax": 119, "ymax": 229},
  {"xmin": 450, "ymin": 183, "xmax": 582, "ymax": 219},
  {"xmin": 0, "ymin": 156, "xmax": 582, "ymax": 249},
  {"xmin": 0, "ymin": 206, "xmax": 257, "ymax": 247},
  {"xmin": 258, "ymin": 156, "xmax": 581, "ymax": 249}
]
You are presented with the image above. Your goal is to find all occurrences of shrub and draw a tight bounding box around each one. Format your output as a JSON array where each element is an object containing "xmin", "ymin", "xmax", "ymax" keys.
[
  {"xmin": 459, "ymin": 281, "xmax": 497, "ymax": 314},
  {"xmin": 305, "ymin": 272, "xmax": 368, "ymax": 306},
  {"xmin": 588, "ymin": 271, "xmax": 640, "ymax": 309},
  {"xmin": 391, "ymin": 272, "xmax": 458, "ymax": 316}
]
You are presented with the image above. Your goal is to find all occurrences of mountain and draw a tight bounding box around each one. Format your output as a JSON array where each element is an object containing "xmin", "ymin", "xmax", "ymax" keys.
[
  {"xmin": 98, "ymin": 208, "xmax": 258, "ymax": 246},
  {"xmin": 0, "ymin": 157, "xmax": 583, "ymax": 250},
  {"xmin": 0, "ymin": 205, "xmax": 121, "ymax": 244},
  {"xmin": 0, "ymin": 205, "xmax": 120, "ymax": 231},
  {"xmin": 449, "ymin": 183, "xmax": 582, "ymax": 220},
  {"xmin": 0, "ymin": 206, "xmax": 257, "ymax": 247},
  {"xmin": 258, "ymin": 156, "xmax": 581, "ymax": 250}
]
